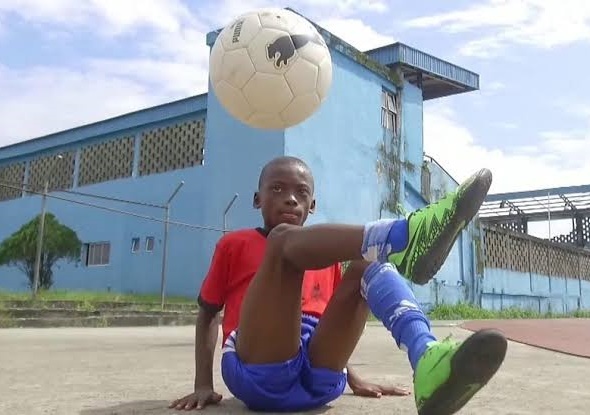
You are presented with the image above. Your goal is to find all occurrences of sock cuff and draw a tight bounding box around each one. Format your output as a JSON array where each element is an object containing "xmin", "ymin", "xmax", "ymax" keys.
[{"xmin": 361, "ymin": 219, "xmax": 394, "ymax": 262}]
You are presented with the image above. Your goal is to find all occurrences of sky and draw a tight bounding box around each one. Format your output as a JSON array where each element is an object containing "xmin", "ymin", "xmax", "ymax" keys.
[{"xmin": 0, "ymin": 0, "xmax": 588, "ymax": 203}]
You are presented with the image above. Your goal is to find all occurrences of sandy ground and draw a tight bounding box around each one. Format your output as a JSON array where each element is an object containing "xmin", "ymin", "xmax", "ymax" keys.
[{"xmin": 2, "ymin": 323, "xmax": 589, "ymax": 415}]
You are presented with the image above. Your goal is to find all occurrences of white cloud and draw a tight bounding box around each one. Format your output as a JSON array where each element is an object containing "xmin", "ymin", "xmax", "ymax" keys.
[
  {"xmin": 0, "ymin": 0, "xmax": 210, "ymax": 146},
  {"xmin": 203, "ymin": 0, "xmax": 389, "ymax": 25},
  {"xmin": 0, "ymin": 0, "xmax": 197, "ymax": 34},
  {"xmin": 404, "ymin": 0, "xmax": 590, "ymax": 58},
  {"xmin": 405, "ymin": 0, "xmax": 533, "ymax": 32},
  {"xmin": 422, "ymin": 101, "xmax": 590, "ymax": 194},
  {"xmin": 494, "ymin": 121, "xmax": 518, "ymax": 130},
  {"xmin": 201, "ymin": 1, "xmax": 394, "ymax": 51},
  {"xmin": 300, "ymin": 0, "xmax": 388, "ymax": 14},
  {"xmin": 319, "ymin": 18, "xmax": 393, "ymax": 50},
  {"xmin": 0, "ymin": 0, "xmax": 395, "ymax": 147},
  {"xmin": 486, "ymin": 81, "xmax": 505, "ymax": 91},
  {"xmin": 0, "ymin": 59, "xmax": 207, "ymax": 145},
  {"xmin": 0, "ymin": 64, "xmax": 172, "ymax": 145},
  {"xmin": 562, "ymin": 103, "xmax": 590, "ymax": 119}
]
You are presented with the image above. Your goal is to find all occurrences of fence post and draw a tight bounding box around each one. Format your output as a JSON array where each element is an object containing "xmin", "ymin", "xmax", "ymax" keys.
[
  {"xmin": 547, "ymin": 243, "xmax": 552, "ymax": 295},
  {"xmin": 527, "ymin": 239, "xmax": 535, "ymax": 294},
  {"xmin": 578, "ymin": 252, "xmax": 583, "ymax": 311},
  {"xmin": 475, "ymin": 224, "xmax": 486, "ymax": 308},
  {"xmin": 503, "ymin": 231, "xmax": 512, "ymax": 271}
]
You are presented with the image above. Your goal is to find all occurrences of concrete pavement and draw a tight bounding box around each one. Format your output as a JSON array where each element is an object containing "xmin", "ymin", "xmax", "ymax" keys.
[{"xmin": 1, "ymin": 324, "xmax": 588, "ymax": 414}]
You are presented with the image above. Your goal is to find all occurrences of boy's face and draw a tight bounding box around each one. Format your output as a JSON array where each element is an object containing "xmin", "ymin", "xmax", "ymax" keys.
[{"xmin": 254, "ymin": 161, "xmax": 315, "ymax": 229}]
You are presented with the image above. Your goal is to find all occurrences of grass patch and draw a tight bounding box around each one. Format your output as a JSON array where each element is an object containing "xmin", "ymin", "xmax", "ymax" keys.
[
  {"xmin": 3, "ymin": 291, "xmax": 589, "ymax": 321},
  {"xmin": 0, "ymin": 289, "xmax": 194, "ymax": 304},
  {"xmin": 427, "ymin": 302, "xmax": 590, "ymax": 320}
]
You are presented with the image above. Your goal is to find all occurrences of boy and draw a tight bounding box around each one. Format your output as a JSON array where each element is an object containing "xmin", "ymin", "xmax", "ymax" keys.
[{"xmin": 171, "ymin": 156, "xmax": 506, "ymax": 415}]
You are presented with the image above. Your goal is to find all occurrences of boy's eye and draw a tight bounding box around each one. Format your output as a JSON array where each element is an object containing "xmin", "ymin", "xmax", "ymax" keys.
[{"xmin": 272, "ymin": 185, "xmax": 282, "ymax": 192}]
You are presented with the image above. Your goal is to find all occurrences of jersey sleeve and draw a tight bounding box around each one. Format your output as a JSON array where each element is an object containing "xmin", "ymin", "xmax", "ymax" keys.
[{"xmin": 197, "ymin": 238, "xmax": 231, "ymax": 313}]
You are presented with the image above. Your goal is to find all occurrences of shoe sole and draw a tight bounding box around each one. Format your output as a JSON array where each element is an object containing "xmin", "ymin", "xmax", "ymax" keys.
[
  {"xmin": 418, "ymin": 329, "xmax": 507, "ymax": 415},
  {"xmin": 411, "ymin": 168, "xmax": 492, "ymax": 285}
]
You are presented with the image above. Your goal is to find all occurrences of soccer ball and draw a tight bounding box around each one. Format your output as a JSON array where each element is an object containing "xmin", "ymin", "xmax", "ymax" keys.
[{"xmin": 209, "ymin": 8, "xmax": 333, "ymax": 130}]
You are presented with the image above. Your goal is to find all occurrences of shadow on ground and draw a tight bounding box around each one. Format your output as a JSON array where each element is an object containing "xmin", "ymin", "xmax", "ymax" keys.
[{"xmin": 79, "ymin": 399, "xmax": 334, "ymax": 414}]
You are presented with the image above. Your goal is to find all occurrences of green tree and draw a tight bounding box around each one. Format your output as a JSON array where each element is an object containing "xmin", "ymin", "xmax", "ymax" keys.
[{"xmin": 0, "ymin": 213, "xmax": 82, "ymax": 290}]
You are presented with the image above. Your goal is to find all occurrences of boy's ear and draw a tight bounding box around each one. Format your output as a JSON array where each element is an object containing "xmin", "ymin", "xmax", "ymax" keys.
[
  {"xmin": 309, "ymin": 199, "xmax": 316, "ymax": 214},
  {"xmin": 253, "ymin": 191, "xmax": 261, "ymax": 209}
]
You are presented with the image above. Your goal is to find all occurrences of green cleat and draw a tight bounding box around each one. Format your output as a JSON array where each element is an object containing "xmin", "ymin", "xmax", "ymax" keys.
[
  {"xmin": 389, "ymin": 168, "xmax": 493, "ymax": 285},
  {"xmin": 413, "ymin": 329, "xmax": 507, "ymax": 415}
]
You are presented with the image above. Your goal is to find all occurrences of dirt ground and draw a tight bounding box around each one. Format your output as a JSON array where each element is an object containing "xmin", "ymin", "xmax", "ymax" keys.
[{"xmin": 2, "ymin": 323, "xmax": 589, "ymax": 415}]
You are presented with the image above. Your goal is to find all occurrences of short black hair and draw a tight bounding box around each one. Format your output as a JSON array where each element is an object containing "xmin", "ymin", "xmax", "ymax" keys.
[{"xmin": 258, "ymin": 156, "xmax": 313, "ymax": 189}]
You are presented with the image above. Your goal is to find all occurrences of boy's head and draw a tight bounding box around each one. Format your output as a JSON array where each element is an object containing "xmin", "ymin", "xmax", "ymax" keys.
[{"xmin": 254, "ymin": 156, "xmax": 315, "ymax": 230}]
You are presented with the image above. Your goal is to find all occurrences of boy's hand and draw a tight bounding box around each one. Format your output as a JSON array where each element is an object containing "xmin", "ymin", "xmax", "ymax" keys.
[
  {"xmin": 169, "ymin": 387, "xmax": 223, "ymax": 410},
  {"xmin": 350, "ymin": 380, "xmax": 411, "ymax": 398}
]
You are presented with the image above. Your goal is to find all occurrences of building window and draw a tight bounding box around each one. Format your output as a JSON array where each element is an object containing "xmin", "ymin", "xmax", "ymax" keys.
[
  {"xmin": 85, "ymin": 242, "xmax": 110, "ymax": 266},
  {"xmin": 145, "ymin": 236, "xmax": 155, "ymax": 252},
  {"xmin": 381, "ymin": 90, "xmax": 398, "ymax": 132},
  {"xmin": 131, "ymin": 237, "xmax": 140, "ymax": 253}
]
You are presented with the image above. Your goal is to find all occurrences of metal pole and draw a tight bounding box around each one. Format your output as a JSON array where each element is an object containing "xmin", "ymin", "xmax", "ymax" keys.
[
  {"xmin": 32, "ymin": 180, "xmax": 49, "ymax": 298},
  {"xmin": 32, "ymin": 154, "xmax": 63, "ymax": 298},
  {"xmin": 547, "ymin": 191, "xmax": 551, "ymax": 241},
  {"xmin": 547, "ymin": 191, "xmax": 552, "ymax": 295},
  {"xmin": 160, "ymin": 181, "xmax": 185, "ymax": 309},
  {"xmin": 223, "ymin": 193, "xmax": 239, "ymax": 234}
]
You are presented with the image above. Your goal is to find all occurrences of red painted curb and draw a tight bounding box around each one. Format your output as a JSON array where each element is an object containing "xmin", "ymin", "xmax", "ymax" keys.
[{"xmin": 460, "ymin": 319, "xmax": 590, "ymax": 359}]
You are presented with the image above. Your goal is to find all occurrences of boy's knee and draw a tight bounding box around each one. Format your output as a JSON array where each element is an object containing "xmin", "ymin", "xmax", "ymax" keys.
[{"xmin": 266, "ymin": 223, "xmax": 300, "ymax": 258}]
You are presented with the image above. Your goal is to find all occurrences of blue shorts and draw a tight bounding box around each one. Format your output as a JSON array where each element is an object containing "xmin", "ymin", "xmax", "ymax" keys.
[{"xmin": 221, "ymin": 314, "xmax": 348, "ymax": 412}]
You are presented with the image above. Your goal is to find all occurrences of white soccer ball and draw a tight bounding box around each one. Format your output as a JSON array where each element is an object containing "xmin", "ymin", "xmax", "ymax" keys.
[{"xmin": 209, "ymin": 8, "xmax": 333, "ymax": 130}]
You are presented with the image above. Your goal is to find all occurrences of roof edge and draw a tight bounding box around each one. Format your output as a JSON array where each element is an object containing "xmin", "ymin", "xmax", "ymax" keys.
[{"xmin": 0, "ymin": 93, "xmax": 208, "ymax": 161}]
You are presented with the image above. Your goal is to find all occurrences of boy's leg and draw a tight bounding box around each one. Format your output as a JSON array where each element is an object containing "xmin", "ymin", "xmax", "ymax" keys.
[
  {"xmin": 306, "ymin": 260, "xmax": 372, "ymax": 372},
  {"xmin": 309, "ymin": 259, "xmax": 506, "ymax": 415},
  {"xmin": 234, "ymin": 225, "xmax": 311, "ymax": 364},
  {"xmin": 307, "ymin": 258, "xmax": 435, "ymax": 372},
  {"xmin": 360, "ymin": 262, "xmax": 506, "ymax": 415},
  {"xmin": 236, "ymin": 168, "xmax": 493, "ymax": 366}
]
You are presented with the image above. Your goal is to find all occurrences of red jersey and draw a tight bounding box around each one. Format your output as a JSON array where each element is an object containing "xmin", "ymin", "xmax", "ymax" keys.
[{"xmin": 198, "ymin": 228, "xmax": 342, "ymax": 344}]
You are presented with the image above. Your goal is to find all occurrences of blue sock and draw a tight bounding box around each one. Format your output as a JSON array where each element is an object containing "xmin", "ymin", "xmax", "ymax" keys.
[
  {"xmin": 361, "ymin": 261, "xmax": 436, "ymax": 370},
  {"xmin": 361, "ymin": 219, "xmax": 409, "ymax": 263}
]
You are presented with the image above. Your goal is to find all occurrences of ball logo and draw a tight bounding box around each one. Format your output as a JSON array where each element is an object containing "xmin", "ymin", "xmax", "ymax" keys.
[
  {"xmin": 230, "ymin": 19, "xmax": 244, "ymax": 43},
  {"xmin": 266, "ymin": 32, "xmax": 325, "ymax": 69}
]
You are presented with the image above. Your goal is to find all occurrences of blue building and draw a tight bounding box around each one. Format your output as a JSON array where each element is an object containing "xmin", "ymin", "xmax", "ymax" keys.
[{"xmin": 0, "ymin": 11, "xmax": 481, "ymax": 308}]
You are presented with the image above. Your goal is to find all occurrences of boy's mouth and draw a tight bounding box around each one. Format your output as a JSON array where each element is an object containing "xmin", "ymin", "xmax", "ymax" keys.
[{"xmin": 279, "ymin": 212, "xmax": 300, "ymax": 221}]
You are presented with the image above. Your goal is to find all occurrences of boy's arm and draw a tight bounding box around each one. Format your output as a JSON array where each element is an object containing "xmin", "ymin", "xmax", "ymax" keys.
[
  {"xmin": 194, "ymin": 302, "xmax": 221, "ymax": 388},
  {"xmin": 169, "ymin": 238, "xmax": 229, "ymax": 411},
  {"xmin": 193, "ymin": 239, "xmax": 230, "ymax": 389}
]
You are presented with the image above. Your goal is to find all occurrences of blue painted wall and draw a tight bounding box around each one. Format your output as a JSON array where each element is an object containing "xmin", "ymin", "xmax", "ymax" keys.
[
  {"xmin": 194, "ymin": 78, "xmax": 285, "ymax": 294},
  {"xmin": 0, "ymin": 92, "xmax": 287, "ymax": 297},
  {"xmin": 482, "ymin": 268, "xmax": 590, "ymax": 313},
  {"xmin": 3, "ymin": 20, "xmax": 586, "ymax": 315},
  {"xmin": 283, "ymin": 46, "xmax": 480, "ymax": 314},
  {"xmin": 400, "ymin": 81, "xmax": 424, "ymax": 205},
  {"xmin": 284, "ymin": 47, "xmax": 397, "ymax": 225},
  {"xmin": 0, "ymin": 96, "xmax": 208, "ymax": 162},
  {"xmin": 0, "ymin": 111, "xmax": 213, "ymax": 296}
]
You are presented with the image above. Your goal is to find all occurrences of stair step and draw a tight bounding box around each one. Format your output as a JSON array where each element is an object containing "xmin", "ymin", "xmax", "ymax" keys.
[
  {"xmin": 0, "ymin": 300, "xmax": 196, "ymax": 311},
  {"xmin": 0, "ymin": 308, "xmax": 197, "ymax": 319},
  {"xmin": 0, "ymin": 314, "xmax": 197, "ymax": 328}
]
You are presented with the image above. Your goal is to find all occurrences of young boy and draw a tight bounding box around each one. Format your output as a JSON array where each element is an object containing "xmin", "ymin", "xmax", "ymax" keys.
[{"xmin": 171, "ymin": 156, "xmax": 507, "ymax": 415}]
